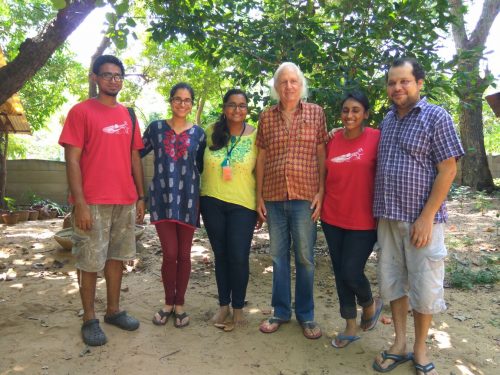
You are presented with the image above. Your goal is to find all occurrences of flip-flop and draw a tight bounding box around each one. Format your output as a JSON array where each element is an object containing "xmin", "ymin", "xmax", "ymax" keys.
[
  {"xmin": 331, "ymin": 334, "xmax": 360, "ymax": 348},
  {"xmin": 259, "ymin": 317, "xmax": 289, "ymax": 333},
  {"xmin": 81, "ymin": 319, "xmax": 107, "ymax": 346},
  {"xmin": 300, "ymin": 321, "xmax": 322, "ymax": 339},
  {"xmin": 152, "ymin": 309, "xmax": 172, "ymax": 326},
  {"xmin": 174, "ymin": 312, "xmax": 190, "ymax": 328},
  {"xmin": 361, "ymin": 298, "xmax": 384, "ymax": 331},
  {"xmin": 104, "ymin": 310, "xmax": 140, "ymax": 331},
  {"xmin": 372, "ymin": 351, "xmax": 414, "ymax": 373},
  {"xmin": 414, "ymin": 362, "xmax": 436, "ymax": 374}
]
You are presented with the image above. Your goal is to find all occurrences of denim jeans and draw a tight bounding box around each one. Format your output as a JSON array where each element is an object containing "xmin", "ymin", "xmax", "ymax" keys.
[
  {"xmin": 265, "ymin": 200, "xmax": 317, "ymax": 322},
  {"xmin": 200, "ymin": 196, "xmax": 257, "ymax": 309},
  {"xmin": 321, "ymin": 221, "xmax": 376, "ymax": 319}
]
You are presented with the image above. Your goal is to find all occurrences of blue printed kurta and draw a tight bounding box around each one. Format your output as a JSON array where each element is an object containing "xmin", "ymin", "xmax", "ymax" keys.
[{"xmin": 141, "ymin": 120, "xmax": 206, "ymax": 227}]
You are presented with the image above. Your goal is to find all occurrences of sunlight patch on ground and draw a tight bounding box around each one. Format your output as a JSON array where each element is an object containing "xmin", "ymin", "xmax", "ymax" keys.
[
  {"xmin": 455, "ymin": 362, "xmax": 478, "ymax": 375},
  {"xmin": 429, "ymin": 328, "xmax": 451, "ymax": 349},
  {"xmin": 191, "ymin": 244, "xmax": 209, "ymax": 257},
  {"xmin": 9, "ymin": 283, "xmax": 22, "ymax": 289},
  {"xmin": 2, "ymin": 231, "xmax": 55, "ymax": 240},
  {"xmin": 248, "ymin": 308, "xmax": 261, "ymax": 314},
  {"xmin": 0, "ymin": 250, "xmax": 10, "ymax": 258}
]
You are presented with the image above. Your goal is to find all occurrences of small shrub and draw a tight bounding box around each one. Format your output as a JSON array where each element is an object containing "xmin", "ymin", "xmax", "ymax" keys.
[{"xmin": 446, "ymin": 257, "xmax": 499, "ymax": 289}]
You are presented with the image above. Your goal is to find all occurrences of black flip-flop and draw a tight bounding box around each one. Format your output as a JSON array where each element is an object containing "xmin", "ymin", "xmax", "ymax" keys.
[
  {"xmin": 372, "ymin": 351, "xmax": 414, "ymax": 373},
  {"xmin": 81, "ymin": 319, "xmax": 107, "ymax": 346},
  {"xmin": 174, "ymin": 312, "xmax": 190, "ymax": 328},
  {"xmin": 414, "ymin": 362, "xmax": 436, "ymax": 374},
  {"xmin": 152, "ymin": 309, "xmax": 172, "ymax": 326}
]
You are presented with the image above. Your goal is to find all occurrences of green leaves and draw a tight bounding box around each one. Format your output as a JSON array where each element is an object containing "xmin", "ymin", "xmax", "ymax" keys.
[{"xmin": 50, "ymin": 0, "xmax": 66, "ymax": 10}]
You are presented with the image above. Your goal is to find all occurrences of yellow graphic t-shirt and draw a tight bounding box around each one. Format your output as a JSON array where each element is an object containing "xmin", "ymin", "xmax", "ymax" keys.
[{"xmin": 200, "ymin": 125, "xmax": 258, "ymax": 211}]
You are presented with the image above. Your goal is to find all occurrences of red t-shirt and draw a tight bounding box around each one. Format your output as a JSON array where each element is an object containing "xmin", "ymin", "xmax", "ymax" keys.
[
  {"xmin": 321, "ymin": 127, "xmax": 380, "ymax": 230},
  {"xmin": 59, "ymin": 98, "xmax": 144, "ymax": 204}
]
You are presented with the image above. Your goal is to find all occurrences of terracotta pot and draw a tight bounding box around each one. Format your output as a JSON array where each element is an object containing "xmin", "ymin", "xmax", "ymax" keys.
[
  {"xmin": 63, "ymin": 213, "xmax": 72, "ymax": 229},
  {"xmin": 38, "ymin": 208, "xmax": 51, "ymax": 220},
  {"xmin": 49, "ymin": 209, "xmax": 58, "ymax": 219},
  {"xmin": 2, "ymin": 213, "xmax": 19, "ymax": 225},
  {"xmin": 28, "ymin": 210, "xmax": 39, "ymax": 220},
  {"xmin": 15, "ymin": 210, "xmax": 30, "ymax": 221}
]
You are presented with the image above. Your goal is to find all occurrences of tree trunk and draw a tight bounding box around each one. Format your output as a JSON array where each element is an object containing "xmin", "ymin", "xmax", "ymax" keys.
[
  {"xmin": 196, "ymin": 96, "xmax": 206, "ymax": 125},
  {"xmin": 0, "ymin": 0, "xmax": 97, "ymax": 105},
  {"xmin": 0, "ymin": 132, "xmax": 8, "ymax": 208},
  {"xmin": 88, "ymin": 35, "xmax": 111, "ymax": 98},
  {"xmin": 458, "ymin": 98, "xmax": 494, "ymax": 191}
]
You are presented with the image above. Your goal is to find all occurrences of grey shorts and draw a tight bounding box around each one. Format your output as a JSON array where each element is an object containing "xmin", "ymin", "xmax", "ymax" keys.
[
  {"xmin": 377, "ymin": 218, "xmax": 447, "ymax": 314},
  {"xmin": 72, "ymin": 204, "xmax": 136, "ymax": 272}
]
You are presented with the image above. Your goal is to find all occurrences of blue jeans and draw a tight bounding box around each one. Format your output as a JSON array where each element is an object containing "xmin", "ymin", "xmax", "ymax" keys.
[
  {"xmin": 265, "ymin": 200, "xmax": 317, "ymax": 322},
  {"xmin": 200, "ymin": 196, "xmax": 257, "ymax": 309}
]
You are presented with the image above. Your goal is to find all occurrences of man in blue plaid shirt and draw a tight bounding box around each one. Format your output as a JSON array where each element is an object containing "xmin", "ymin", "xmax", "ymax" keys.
[{"xmin": 372, "ymin": 57, "xmax": 464, "ymax": 375}]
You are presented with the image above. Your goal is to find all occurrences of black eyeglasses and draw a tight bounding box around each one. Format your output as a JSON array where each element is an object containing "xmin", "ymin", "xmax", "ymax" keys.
[
  {"xmin": 98, "ymin": 72, "xmax": 125, "ymax": 82},
  {"xmin": 225, "ymin": 103, "xmax": 248, "ymax": 110},
  {"xmin": 171, "ymin": 97, "xmax": 193, "ymax": 105}
]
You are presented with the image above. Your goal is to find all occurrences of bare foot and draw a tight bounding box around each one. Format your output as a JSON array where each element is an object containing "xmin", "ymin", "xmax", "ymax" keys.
[
  {"xmin": 212, "ymin": 305, "xmax": 231, "ymax": 328},
  {"xmin": 232, "ymin": 308, "xmax": 247, "ymax": 328},
  {"xmin": 153, "ymin": 304, "xmax": 173, "ymax": 325},
  {"xmin": 174, "ymin": 305, "xmax": 189, "ymax": 327},
  {"xmin": 413, "ymin": 348, "xmax": 438, "ymax": 375},
  {"xmin": 332, "ymin": 319, "xmax": 358, "ymax": 348}
]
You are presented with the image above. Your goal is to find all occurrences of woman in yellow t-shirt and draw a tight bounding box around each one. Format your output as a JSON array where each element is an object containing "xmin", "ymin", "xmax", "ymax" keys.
[{"xmin": 200, "ymin": 89, "xmax": 258, "ymax": 331}]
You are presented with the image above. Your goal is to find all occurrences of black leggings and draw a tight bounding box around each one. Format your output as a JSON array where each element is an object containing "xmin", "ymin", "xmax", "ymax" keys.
[
  {"xmin": 321, "ymin": 221, "xmax": 377, "ymax": 319},
  {"xmin": 200, "ymin": 196, "xmax": 257, "ymax": 309}
]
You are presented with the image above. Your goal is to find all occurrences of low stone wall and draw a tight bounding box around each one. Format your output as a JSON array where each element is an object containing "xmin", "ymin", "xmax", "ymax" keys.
[
  {"xmin": 5, "ymin": 154, "xmax": 500, "ymax": 205},
  {"xmin": 5, "ymin": 155, "xmax": 155, "ymax": 206}
]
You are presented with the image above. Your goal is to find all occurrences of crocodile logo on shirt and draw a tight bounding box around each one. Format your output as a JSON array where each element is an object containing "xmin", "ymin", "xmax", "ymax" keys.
[
  {"xmin": 331, "ymin": 148, "xmax": 364, "ymax": 163},
  {"xmin": 102, "ymin": 122, "xmax": 129, "ymax": 135}
]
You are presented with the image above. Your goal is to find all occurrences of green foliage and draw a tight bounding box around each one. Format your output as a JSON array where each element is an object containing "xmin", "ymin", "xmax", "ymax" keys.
[
  {"xmin": 3, "ymin": 196, "xmax": 16, "ymax": 210},
  {"xmin": 148, "ymin": 0, "xmax": 453, "ymax": 126},
  {"xmin": 446, "ymin": 257, "xmax": 499, "ymax": 289},
  {"xmin": 474, "ymin": 191, "xmax": 492, "ymax": 215}
]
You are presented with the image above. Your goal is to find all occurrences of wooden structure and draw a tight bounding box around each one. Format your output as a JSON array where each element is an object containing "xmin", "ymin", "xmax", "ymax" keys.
[{"xmin": 485, "ymin": 92, "xmax": 500, "ymax": 118}]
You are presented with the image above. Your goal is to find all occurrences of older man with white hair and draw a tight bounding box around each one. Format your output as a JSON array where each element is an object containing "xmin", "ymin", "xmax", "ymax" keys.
[{"xmin": 256, "ymin": 62, "xmax": 327, "ymax": 339}]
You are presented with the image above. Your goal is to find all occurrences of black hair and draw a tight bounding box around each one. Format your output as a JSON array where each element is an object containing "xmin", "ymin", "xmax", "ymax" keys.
[
  {"xmin": 341, "ymin": 90, "xmax": 370, "ymax": 112},
  {"xmin": 169, "ymin": 82, "xmax": 195, "ymax": 101},
  {"xmin": 210, "ymin": 89, "xmax": 249, "ymax": 151},
  {"xmin": 92, "ymin": 55, "xmax": 125, "ymax": 76},
  {"xmin": 389, "ymin": 57, "xmax": 426, "ymax": 81}
]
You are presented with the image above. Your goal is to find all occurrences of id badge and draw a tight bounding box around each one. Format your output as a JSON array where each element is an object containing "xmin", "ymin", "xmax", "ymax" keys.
[{"xmin": 222, "ymin": 165, "xmax": 232, "ymax": 181}]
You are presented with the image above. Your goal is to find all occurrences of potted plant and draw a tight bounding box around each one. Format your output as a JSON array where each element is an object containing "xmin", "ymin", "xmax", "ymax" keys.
[{"xmin": 2, "ymin": 198, "xmax": 19, "ymax": 225}]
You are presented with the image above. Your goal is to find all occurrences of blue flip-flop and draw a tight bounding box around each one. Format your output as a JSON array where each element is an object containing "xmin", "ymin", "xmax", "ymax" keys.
[
  {"xmin": 331, "ymin": 334, "xmax": 361, "ymax": 348},
  {"xmin": 361, "ymin": 298, "xmax": 383, "ymax": 331},
  {"xmin": 372, "ymin": 351, "xmax": 414, "ymax": 373},
  {"xmin": 414, "ymin": 361, "xmax": 436, "ymax": 374}
]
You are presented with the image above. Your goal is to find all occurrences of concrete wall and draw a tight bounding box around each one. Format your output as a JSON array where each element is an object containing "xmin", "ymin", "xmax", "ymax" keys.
[
  {"xmin": 5, "ymin": 154, "xmax": 500, "ymax": 205},
  {"xmin": 5, "ymin": 155, "xmax": 155, "ymax": 206}
]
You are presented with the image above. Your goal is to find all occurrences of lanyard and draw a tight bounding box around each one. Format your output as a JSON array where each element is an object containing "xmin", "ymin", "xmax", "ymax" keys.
[{"xmin": 225, "ymin": 123, "xmax": 246, "ymax": 160}]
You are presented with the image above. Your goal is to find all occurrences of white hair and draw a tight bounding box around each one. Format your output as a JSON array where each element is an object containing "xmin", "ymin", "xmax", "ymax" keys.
[{"xmin": 270, "ymin": 62, "xmax": 308, "ymax": 101}]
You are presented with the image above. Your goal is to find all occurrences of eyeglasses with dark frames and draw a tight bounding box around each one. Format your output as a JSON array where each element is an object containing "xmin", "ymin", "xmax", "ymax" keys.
[
  {"xmin": 225, "ymin": 103, "xmax": 248, "ymax": 110},
  {"xmin": 171, "ymin": 97, "xmax": 193, "ymax": 105},
  {"xmin": 98, "ymin": 72, "xmax": 125, "ymax": 82}
]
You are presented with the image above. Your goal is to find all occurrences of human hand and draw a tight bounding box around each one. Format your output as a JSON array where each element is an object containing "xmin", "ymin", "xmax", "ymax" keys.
[
  {"xmin": 257, "ymin": 197, "xmax": 267, "ymax": 222},
  {"xmin": 74, "ymin": 202, "xmax": 92, "ymax": 231},
  {"xmin": 136, "ymin": 200, "xmax": 145, "ymax": 224},
  {"xmin": 410, "ymin": 215, "xmax": 433, "ymax": 248},
  {"xmin": 310, "ymin": 191, "xmax": 323, "ymax": 221},
  {"xmin": 328, "ymin": 127, "xmax": 342, "ymax": 140},
  {"xmin": 255, "ymin": 217, "xmax": 264, "ymax": 230}
]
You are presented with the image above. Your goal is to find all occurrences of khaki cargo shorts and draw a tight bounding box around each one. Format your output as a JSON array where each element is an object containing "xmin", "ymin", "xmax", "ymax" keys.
[
  {"xmin": 377, "ymin": 218, "xmax": 447, "ymax": 315},
  {"xmin": 72, "ymin": 204, "xmax": 136, "ymax": 272}
]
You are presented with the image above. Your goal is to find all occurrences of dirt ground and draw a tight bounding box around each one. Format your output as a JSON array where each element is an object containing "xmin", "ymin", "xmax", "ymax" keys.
[{"xmin": 0, "ymin": 195, "xmax": 499, "ymax": 375}]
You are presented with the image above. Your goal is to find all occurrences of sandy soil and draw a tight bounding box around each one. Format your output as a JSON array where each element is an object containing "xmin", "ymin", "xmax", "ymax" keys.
[{"xmin": 0, "ymin": 196, "xmax": 499, "ymax": 375}]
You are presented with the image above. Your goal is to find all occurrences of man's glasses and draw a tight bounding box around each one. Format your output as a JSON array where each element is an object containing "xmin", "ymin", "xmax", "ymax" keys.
[
  {"xmin": 225, "ymin": 103, "xmax": 248, "ymax": 110},
  {"xmin": 171, "ymin": 97, "xmax": 193, "ymax": 105},
  {"xmin": 98, "ymin": 72, "xmax": 124, "ymax": 82}
]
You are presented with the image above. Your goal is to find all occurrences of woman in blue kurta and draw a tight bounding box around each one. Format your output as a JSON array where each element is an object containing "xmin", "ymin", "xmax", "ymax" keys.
[{"xmin": 141, "ymin": 82, "xmax": 206, "ymax": 328}]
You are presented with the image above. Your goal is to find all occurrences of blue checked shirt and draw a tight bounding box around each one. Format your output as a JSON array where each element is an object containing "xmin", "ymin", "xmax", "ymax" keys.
[{"xmin": 374, "ymin": 97, "xmax": 464, "ymax": 223}]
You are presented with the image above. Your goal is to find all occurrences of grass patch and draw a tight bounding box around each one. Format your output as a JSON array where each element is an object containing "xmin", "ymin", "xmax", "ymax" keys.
[{"xmin": 446, "ymin": 257, "xmax": 499, "ymax": 289}]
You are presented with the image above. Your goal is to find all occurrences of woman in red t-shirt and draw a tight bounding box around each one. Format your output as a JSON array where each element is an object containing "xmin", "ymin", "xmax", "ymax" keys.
[{"xmin": 321, "ymin": 91, "xmax": 383, "ymax": 348}]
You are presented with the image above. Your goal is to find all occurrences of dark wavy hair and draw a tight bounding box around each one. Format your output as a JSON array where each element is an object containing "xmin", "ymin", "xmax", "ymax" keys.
[
  {"xmin": 341, "ymin": 90, "xmax": 370, "ymax": 112},
  {"xmin": 92, "ymin": 55, "xmax": 125, "ymax": 75},
  {"xmin": 210, "ymin": 89, "xmax": 249, "ymax": 151},
  {"xmin": 169, "ymin": 82, "xmax": 195, "ymax": 102},
  {"xmin": 388, "ymin": 57, "xmax": 426, "ymax": 81}
]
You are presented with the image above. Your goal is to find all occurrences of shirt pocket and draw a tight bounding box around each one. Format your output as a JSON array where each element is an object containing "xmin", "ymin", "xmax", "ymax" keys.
[{"xmin": 399, "ymin": 128, "xmax": 430, "ymax": 157}]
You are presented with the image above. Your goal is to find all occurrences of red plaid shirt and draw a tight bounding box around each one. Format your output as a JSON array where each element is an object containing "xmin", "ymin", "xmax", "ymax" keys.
[{"xmin": 257, "ymin": 101, "xmax": 328, "ymax": 201}]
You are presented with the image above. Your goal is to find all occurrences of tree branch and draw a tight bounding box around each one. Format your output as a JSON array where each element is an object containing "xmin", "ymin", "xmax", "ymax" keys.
[
  {"xmin": 469, "ymin": 0, "xmax": 500, "ymax": 48},
  {"xmin": 0, "ymin": 0, "xmax": 97, "ymax": 105},
  {"xmin": 449, "ymin": 0, "xmax": 468, "ymax": 49}
]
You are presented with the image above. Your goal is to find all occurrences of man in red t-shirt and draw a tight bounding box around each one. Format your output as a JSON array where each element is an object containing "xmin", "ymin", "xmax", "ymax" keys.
[{"xmin": 59, "ymin": 55, "xmax": 145, "ymax": 346}]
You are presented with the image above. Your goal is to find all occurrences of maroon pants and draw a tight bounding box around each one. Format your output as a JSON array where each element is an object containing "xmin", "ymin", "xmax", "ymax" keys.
[{"xmin": 155, "ymin": 221, "xmax": 194, "ymax": 306}]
